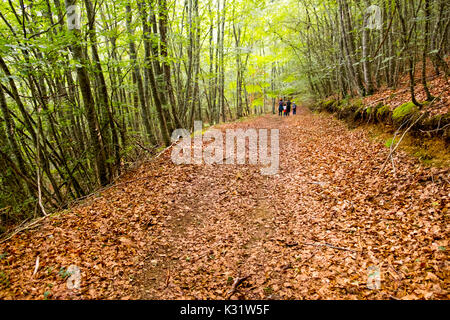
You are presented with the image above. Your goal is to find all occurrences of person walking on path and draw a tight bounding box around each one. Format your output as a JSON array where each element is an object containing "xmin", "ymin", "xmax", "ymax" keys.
[
  {"xmin": 286, "ymin": 99, "xmax": 291, "ymax": 116},
  {"xmin": 292, "ymin": 102, "xmax": 297, "ymax": 115},
  {"xmin": 278, "ymin": 99, "xmax": 284, "ymax": 116},
  {"xmin": 283, "ymin": 102, "xmax": 287, "ymax": 116}
]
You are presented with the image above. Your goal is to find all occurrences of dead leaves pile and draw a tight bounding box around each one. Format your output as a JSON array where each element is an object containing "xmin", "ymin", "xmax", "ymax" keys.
[
  {"xmin": 362, "ymin": 59, "xmax": 449, "ymax": 116},
  {"xmin": 0, "ymin": 108, "xmax": 448, "ymax": 300}
]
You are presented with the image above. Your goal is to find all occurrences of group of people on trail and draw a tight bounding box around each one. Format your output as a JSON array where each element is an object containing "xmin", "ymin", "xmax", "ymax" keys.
[{"xmin": 278, "ymin": 98, "xmax": 297, "ymax": 116}]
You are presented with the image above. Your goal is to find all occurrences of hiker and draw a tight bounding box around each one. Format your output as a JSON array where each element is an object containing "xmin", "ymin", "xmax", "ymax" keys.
[
  {"xmin": 286, "ymin": 99, "xmax": 291, "ymax": 116},
  {"xmin": 278, "ymin": 99, "xmax": 284, "ymax": 116},
  {"xmin": 283, "ymin": 102, "xmax": 287, "ymax": 116},
  {"xmin": 292, "ymin": 102, "xmax": 297, "ymax": 115}
]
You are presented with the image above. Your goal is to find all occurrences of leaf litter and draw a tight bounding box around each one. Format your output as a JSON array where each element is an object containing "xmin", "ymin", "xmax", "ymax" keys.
[{"xmin": 0, "ymin": 107, "xmax": 448, "ymax": 300}]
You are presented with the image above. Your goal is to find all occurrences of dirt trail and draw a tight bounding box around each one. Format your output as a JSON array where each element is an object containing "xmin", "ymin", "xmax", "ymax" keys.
[{"xmin": 0, "ymin": 107, "xmax": 448, "ymax": 300}]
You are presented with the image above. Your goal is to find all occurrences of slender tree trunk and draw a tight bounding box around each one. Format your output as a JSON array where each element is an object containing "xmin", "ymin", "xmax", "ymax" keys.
[
  {"xmin": 126, "ymin": 3, "xmax": 157, "ymax": 145},
  {"xmin": 362, "ymin": 0, "xmax": 374, "ymax": 95},
  {"xmin": 139, "ymin": 0, "xmax": 171, "ymax": 146},
  {"xmin": 84, "ymin": 0, "xmax": 120, "ymax": 177},
  {"xmin": 395, "ymin": 0, "xmax": 422, "ymax": 107},
  {"xmin": 65, "ymin": 0, "xmax": 109, "ymax": 186},
  {"xmin": 421, "ymin": 0, "xmax": 434, "ymax": 101},
  {"xmin": 158, "ymin": 0, "xmax": 183, "ymax": 129}
]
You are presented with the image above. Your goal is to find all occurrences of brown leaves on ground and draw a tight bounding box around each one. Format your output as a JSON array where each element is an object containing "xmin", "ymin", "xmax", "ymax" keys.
[
  {"xmin": 0, "ymin": 108, "xmax": 448, "ymax": 300},
  {"xmin": 363, "ymin": 58, "xmax": 450, "ymax": 116}
]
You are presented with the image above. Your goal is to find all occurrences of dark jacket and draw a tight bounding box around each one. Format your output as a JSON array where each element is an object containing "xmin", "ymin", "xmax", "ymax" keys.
[{"xmin": 278, "ymin": 101, "xmax": 284, "ymax": 112}]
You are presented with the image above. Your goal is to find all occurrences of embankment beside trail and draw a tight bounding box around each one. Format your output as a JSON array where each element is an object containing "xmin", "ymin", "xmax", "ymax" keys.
[{"xmin": 309, "ymin": 98, "xmax": 450, "ymax": 166}]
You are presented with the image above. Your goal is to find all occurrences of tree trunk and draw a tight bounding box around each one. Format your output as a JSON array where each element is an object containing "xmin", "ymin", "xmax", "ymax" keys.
[{"xmin": 64, "ymin": 0, "xmax": 109, "ymax": 186}]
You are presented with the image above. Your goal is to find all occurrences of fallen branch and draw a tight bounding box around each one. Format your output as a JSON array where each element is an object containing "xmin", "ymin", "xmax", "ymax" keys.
[
  {"xmin": 303, "ymin": 242, "xmax": 358, "ymax": 253},
  {"xmin": 378, "ymin": 113, "xmax": 425, "ymax": 174},
  {"xmin": 68, "ymin": 142, "xmax": 176, "ymax": 204},
  {"xmin": 0, "ymin": 216, "xmax": 44, "ymax": 244},
  {"xmin": 155, "ymin": 142, "xmax": 176, "ymax": 159},
  {"xmin": 136, "ymin": 141, "xmax": 156, "ymax": 154},
  {"xmin": 419, "ymin": 123, "xmax": 449, "ymax": 133},
  {"xmin": 227, "ymin": 275, "xmax": 250, "ymax": 299}
]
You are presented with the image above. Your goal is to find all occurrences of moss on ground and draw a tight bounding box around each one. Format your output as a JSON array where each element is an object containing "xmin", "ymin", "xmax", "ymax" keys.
[
  {"xmin": 377, "ymin": 105, "xmax": 391, "ymax": 117},
  {"xmin": 364, "ymin": 124, "xmax": 450, "ymax": 168},
  {"xmin": 392, "ymin": 101, "xmax": 419, "ymax": 121}
]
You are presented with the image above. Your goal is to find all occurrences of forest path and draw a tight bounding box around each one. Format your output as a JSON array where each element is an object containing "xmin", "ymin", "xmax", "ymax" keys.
[
  {"xmin": 133, "ymin": 107, "xmax": 448, "ymax": 299},
  {"xmin": 0, "ymin": 107, "xmax": 447, "ymax": 300}
]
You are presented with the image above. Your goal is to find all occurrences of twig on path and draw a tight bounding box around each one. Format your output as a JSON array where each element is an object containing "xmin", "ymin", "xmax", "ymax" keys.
[
  {"xmin": 227, "ymin": 275, "xmax": 250, "ymax": 299},
  {"xmin": 381, "ymin": 118, "xmax": 408, "ymax": 177},
  {"xmin": 303, "ymin": 242, "xmax": 358, "ymax": 253},
  {"xmin": 277, "ymin": 239, "xmax": 358, "ymax": 253},
  {"xmin": 307, "ymin": 181, "xmax": 327, "ymax": 187},
  {"xmin": 390, "ymin": 152, "xmax": 397, "ymax": 177}
]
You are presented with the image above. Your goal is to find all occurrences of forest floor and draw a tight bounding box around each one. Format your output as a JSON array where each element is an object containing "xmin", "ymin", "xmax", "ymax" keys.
[{"xmin": 0, "ymin": 107, "xmax": 448, "ymax": 300}]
